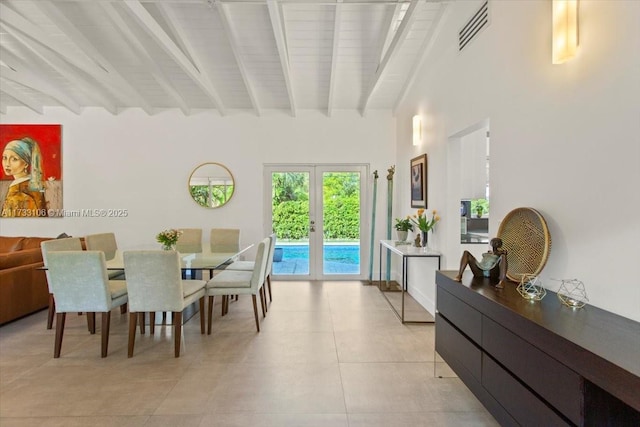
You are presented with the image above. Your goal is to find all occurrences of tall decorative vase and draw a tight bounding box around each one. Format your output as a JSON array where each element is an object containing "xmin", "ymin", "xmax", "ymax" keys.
[{"xmin": 421, "ymin": 231, "xmax": 429, "ymax": 249}]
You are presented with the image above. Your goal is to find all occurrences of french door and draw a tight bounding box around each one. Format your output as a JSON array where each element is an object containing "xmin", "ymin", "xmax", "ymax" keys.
[{"xmin": 264, "ymin": 164, "xmax": 368, "ymax": 280}]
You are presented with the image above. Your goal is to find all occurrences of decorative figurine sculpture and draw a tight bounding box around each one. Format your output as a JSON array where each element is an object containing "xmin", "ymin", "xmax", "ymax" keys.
[
  {"xmin": 455, "ymin": 237, "xmax": 509, "ymax": 288},
  {"xmin": 414, "ymin": 233, "xmax": 421, "ymax": 248}
]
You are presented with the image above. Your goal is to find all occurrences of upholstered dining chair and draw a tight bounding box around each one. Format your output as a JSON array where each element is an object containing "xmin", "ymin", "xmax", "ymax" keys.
[
  {"xmin": 227, "ymin": 233, "xmax": 276, "ymax": 306},
  {"xmin": 85, "ymin": 232, "xmax": 125, "ymax": 281},
  {"xmin": 209, "ymin": 228, "xmax": 240, "ymax": 253},
  {"xmin": 46, "ymin": 251, "xmax": 128, "ymax": 358},
  {"xmin": 41, "ymin": 237, "xmax": 83, "ymax": 330},
  {"xmin": 205, "ymin": 237, "xmax": 270, "ymax": 334},
  {"xmin": 208, "ymin": 228, "xmax": 240, "ymax": 278},
  {"xmin": 123, "ymin": 250, "xmax": 206, "ymax": 358},
  {"xmin": 176, "ymin": 228, "xmax": 203, "ymax": 253}
]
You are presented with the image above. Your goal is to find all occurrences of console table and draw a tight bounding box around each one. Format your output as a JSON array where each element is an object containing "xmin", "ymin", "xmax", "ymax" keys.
[
  {"xmin": 436, "ymin": 270, "xmax": 640, "ymax": 426},
  {"xmin": 378, "ymin": 240, "xmax": 441, "ymax": 323}
]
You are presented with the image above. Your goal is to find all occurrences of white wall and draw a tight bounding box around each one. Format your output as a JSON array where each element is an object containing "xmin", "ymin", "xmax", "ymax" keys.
[
  {"xmin": 0, "ymin": 108, "xmax": 396, "ymax": 268},
  {"xmin": 395, "ymin": 0, "xmax": 640, "ymax": 321}
]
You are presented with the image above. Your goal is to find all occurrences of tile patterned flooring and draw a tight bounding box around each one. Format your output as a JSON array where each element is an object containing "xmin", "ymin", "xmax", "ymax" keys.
[{"xmin": 0, "ymin": 281, "xmax": 498, "ymax": 426}]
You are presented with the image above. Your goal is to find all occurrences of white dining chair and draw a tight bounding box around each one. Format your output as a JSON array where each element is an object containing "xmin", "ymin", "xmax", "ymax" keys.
[
  {"xmin": 85, "ymin": 232, "xmax": 125, "ymax": 280},
  {"xmin": 123, "ymin": 250, "xmax": 206, "ymax": 358},
  {"xmin": 41, "ymin": 237, "xmax": 84, "ymax": 330},
  {"xmin": 205, "ymin": 237, "xmax": 270, "ymax": 334},
  {"xmin": 227, "ymin": 233, "xmax": 276, "ymax": 305},
  {"xmin": 46, "ymin": 251, "xmax": 128, "ymax": 358},
  {"xmin": 176, "ymin": 228, "xmax": 203, "ymax": 253}
]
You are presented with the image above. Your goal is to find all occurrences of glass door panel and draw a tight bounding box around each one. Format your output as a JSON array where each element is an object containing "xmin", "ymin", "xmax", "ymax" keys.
[{"xmin": 266, "ymin": 164, "xmax": 367, "ymax": 280}]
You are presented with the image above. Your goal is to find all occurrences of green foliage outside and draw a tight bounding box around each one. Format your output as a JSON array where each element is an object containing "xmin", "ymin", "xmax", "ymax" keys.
[
  {"xmin": 271, "ymin": 172, "xmax": 360, "ymax": 241},
  {"xmin": 471, "ymin": 198, "xmax": 490, "ymax": 216},
  {"xmin": 190, "ymin": 185, "xmax": 234, "ymax": 208}
]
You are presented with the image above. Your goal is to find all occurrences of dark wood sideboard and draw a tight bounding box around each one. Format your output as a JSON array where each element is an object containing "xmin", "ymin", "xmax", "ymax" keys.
[{"xmin": 435, "ymin": 270, "xmax": 640, "ymax": 426}]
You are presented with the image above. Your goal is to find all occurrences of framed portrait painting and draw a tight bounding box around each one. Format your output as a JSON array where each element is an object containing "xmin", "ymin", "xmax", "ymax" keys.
[
  {"xmin": 410, "ymin": 154, "xmax": 427, "ymax": 208},
  {"xmin": 0, "ymin": 124, "xmax": 62, "ymax": 218}
]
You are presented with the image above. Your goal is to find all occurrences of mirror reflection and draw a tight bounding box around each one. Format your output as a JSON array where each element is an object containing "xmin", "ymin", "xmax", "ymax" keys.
[{"xmin": 189, "ymin": 163, "xmax": 235, "ymax": 208}]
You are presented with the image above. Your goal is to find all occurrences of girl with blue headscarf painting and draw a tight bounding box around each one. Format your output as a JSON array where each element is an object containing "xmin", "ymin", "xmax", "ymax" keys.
[{"xmin": 1, "ymin": 137, "xmax": 48, "ymax": 217}]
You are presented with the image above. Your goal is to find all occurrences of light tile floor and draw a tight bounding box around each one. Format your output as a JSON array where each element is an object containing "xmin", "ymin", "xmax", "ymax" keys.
[{"xmin": 0, "ymin": 281, "xmax": 498, "ymax": 426}]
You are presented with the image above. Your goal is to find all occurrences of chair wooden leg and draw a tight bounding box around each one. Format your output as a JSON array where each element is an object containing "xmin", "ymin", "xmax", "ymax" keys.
[
  {"xmin": 150, "ymin": 312, "xmax": 156, "ymax": 335},
  {"xmin": 87, "ymin": 312, "xmax": 96, "ymax": 334},
  {"xmin": 101, "ymin": 311, "xmax": 111, "ymax": 358},
  {"xmin": 120, "ymin": 303, "xmax": 127, "ymax": 314},
  {"xmin": 251, "ymin": 295, "xmax": 260, "ymax": 332},
  {"xmin": 128, "ymin": 312, "xmax": 137, "ymax": 358},
  {"xmin": 139, "ymin": 312, "xmax": 146, "ymax": 334},
  {"xmin": 47, "ymin": 294, "xmax": 55, "ymax": 329},
  {"xmin": 53, "ymin": 312, "xmax": 66, "ymax": 358},
  {"xmin": 207, "ymin": 296, "xmax": 214, "ymax": 335},
  {"xmin": 259, "ymin": 287, "xmax": 266, "ymax": 318},
  {"xmin": 267, "ymin": 274, "xmax": 273, "ymax": 302},
  {"xmin": 174, "ymin": 312, "xmax": 182, "ymax": 358},
  {"xmin": 221, "ymin": 296, "xmax": 226, "ymax": 316},
  {"xmin": 199, "ymin": 297, "xmax": 205, "ymax": 334},
  {"xmin": 263, "ymin": 286, "xmax": 268, "ymax": 313},
  {"xmin": 162, "ymin": 312, "xmax": 167, "ymax": 325}
]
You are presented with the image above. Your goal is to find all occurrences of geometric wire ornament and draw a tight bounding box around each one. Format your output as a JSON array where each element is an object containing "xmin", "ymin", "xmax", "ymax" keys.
[
  {"xmin": 554, "ymin": 278, "xmax": 589, "ymax": 309},
  {"xmin": 516, "ymin": 274, "xmax": 546, "ymax": 301},
  {"xmin": 497, "ymin": 207, "xmax": 552, "ymax": 282}
]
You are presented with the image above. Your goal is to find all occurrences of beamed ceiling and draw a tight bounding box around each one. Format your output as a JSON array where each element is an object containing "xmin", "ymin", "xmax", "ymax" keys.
[{"xmin": 0, "ymin": 0, "xmax": 448, "ymax": 116}]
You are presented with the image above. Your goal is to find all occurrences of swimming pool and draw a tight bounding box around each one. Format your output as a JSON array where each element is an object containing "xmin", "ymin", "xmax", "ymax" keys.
[{"xmin": 273, "ymin": 244, "xmax": 360, "ymax": 275}]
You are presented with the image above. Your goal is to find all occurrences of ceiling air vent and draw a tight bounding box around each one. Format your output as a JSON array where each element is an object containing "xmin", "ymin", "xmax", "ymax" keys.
[{"xmin": 459, "ymin": 1, "xmax": 489, "ymax": 51}]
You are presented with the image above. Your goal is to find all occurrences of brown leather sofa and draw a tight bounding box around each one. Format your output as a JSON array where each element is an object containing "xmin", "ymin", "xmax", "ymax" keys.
[{"xmin": 0, "ymin": 236, "xmax": 54, "ymax": 325}]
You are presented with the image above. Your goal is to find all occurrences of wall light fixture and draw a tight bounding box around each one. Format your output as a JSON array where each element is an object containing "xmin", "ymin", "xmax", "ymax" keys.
[
  {"xmin": 412, "ymin": 115, "xmax": 421, "ymax": 146},
  {"xmin": 552, "ymin": 0, "xmax": 579, "ymax": 64}
]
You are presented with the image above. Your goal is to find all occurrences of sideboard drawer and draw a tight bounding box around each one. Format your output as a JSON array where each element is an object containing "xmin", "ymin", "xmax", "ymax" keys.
[
  {"xmin": 436, "ymin": 314, "xmax": 482, "ymax": 382},
  {"xmin": 482, "ymin": 356, "xmax": 572, "ymax": 426},
  {"xmin": 482, "ymin": 316, "xmax": 582, "ymax": 424},
  {"xmin": 437, "ymin": 287, "xmax": 482, "ymax": 344}
]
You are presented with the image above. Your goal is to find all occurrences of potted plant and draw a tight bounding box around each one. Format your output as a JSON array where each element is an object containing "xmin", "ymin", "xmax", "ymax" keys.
[
  {"xmin": 394, "ymin": 217, "xmax": 414, "ymax": 242},
  {"xmin": 475, "ymin": 205, "xmax": 485, "ymax": 218}
]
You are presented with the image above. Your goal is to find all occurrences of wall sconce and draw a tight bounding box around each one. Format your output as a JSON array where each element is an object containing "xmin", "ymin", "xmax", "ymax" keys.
[
  {"xmin": 412, "ymin": 115, "xmax": 421, "ymax": 146},
  {"xmin": 552, "ymin": 0, "xmax": 579, "ymax": 64}
]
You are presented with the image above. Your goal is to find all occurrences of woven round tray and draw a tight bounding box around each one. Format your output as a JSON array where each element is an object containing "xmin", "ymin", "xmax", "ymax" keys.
[{"xmin": 497, "ymin": 207, "xmax": 551, "ymax": 282}]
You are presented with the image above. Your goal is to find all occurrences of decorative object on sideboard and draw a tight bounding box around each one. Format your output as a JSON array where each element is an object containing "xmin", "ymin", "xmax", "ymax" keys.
[
  {"xmin": 554, "ymin": 278, "xmax": 588, "ymax": 308},
  {"xmin": 516, "ymin": 274, "xmax": 547, "ymax": 301},
  {"xmin": 394, "ymin": 217, "xmax": 413, "ymax": 242},
  {"xmin": 455, "ymin": 237, "xmax": 509, "ymax": 289},
  {"xmin": 497, "ymin": 207, "xmax": 551, "ymax": 282}
]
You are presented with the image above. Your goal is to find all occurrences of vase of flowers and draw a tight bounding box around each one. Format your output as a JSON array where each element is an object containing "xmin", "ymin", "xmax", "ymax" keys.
[
  {"xmin": 156, "ymin": 229, "xmax": 182, "ymax": 251},
  {"xmin": 410, "ymin": 209, "xmax": 440, "ymax": 248},
  {"xmin": 394, "ymin": 217, "xmax": 414, "ymax": 242}
]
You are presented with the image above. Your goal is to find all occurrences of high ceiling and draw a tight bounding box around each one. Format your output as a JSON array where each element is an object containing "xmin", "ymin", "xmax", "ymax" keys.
[{"xmin": 0, "ymin": 0, "xmax": 447, "ymax": 116}]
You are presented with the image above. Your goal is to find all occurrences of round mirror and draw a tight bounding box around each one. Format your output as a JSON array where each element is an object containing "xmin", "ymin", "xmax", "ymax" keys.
[{"xmin": 188, "ymin": 162, "xmax": 235, "ymax": 208}]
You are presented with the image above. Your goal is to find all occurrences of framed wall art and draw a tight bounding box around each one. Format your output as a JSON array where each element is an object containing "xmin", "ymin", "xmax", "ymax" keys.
[
  {"xmin": 410, "ymin": 154, "xmax": 427, "ymax": 208},
  {"xmin": 0, "ymin": 124, "xmax": 62, "ymax": 218}
]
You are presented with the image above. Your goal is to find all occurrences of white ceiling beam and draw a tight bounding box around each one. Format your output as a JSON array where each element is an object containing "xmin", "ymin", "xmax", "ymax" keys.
[
  {"xmin": 0, "ymin": 23, "xmax": 118, "ymax": 115},
  {"xmin": 393, "ymin": 4, "xmax": 449, "ymax": 114},
  {"xmin": 267, "ymin": 0, "xmax": 297, "ymax": 117},
  {"xmin": 122, "ymin": 0, "xmax": 227, "ymax": 115},
  {"xmin": 215, "ymin": 0, "xmax": 261, "ymax": 116},
  {"xmin": 377, "ymin": 2, "xmax": 404, "ymax": 64},
  {"xmin": 33, "ymin": 1, "xmax": 155, "ymax": 114},
  {"xmin": 99, "ymin": 2, "xmax": 191, "ymax": 115},
  {"xmin": 327, "ymin": 0, "xmax": 342, "ymax": 117},
  {"xmin": 0, "ymin": 48, "xmax": 82, "ymax": 114},
  {"xmin": 0, "ymin": 78, "xmax": 43, "ymax": 114},
  {"xmin": 360, "ymin": 0, "xmax": 421, "ymax": 116}
]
